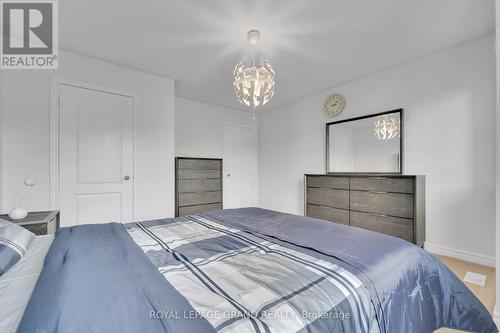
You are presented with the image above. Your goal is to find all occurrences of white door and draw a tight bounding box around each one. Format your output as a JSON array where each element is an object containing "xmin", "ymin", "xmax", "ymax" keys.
[
  {"xmin": 332, "ymin": 134, "xmax": 354, "ymax": 171},
  {"xmin": 223, "ymin": 124, "xmax": 255, "ymax": 208},
  {"xmin": 58, "ymin": 84, "xmax": 134, "ymax": 226}
]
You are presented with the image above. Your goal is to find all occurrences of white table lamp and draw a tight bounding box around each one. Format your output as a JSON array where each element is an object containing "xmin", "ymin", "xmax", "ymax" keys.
[{"xmin": 8, "ymin": 177, "xmax": 36, "ymax": 220}]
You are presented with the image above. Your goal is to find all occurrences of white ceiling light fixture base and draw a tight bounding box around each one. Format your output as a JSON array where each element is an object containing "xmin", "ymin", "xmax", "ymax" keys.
[
  {"xmin": 247, "ymin": 30, "xmax": 260, "ymax": 46},
  {"xmin": 233, "ymin": 30, "xmax": 275, "ymax": 119}
]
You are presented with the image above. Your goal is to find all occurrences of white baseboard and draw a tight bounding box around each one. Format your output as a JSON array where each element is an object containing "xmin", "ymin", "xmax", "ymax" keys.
[{"xmin": 424, "ymin": 242, "xmax": 495, "ymax": 268}]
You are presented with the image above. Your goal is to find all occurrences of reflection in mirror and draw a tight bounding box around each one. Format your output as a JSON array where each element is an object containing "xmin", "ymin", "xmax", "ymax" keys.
[{"xmin": 327, "ymin": 110, "xmax": 402, "ymax": 173}]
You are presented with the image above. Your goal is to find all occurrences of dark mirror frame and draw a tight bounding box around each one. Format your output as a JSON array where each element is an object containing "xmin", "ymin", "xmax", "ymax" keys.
[{"xmin": 326, "ymin": 108, "xmax": 404, "ymax": 174}]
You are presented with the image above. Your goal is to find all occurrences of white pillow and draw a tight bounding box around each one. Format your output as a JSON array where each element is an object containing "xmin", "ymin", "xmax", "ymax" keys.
[{"xmin": 0, "ymin": 220, "xmax": 35, "ymax": 276}]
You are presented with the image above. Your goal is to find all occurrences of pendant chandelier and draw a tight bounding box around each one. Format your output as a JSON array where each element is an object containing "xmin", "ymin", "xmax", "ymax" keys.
[
  {"xmin": 233, "ymin": 30, "xmax": 275, "ymax": 118},
  {"xmin": 374, "ymin": 117, "xmax": 400, "ymax": 140}
]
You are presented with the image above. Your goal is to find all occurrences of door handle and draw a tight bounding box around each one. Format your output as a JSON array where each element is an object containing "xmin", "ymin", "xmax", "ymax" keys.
[
  {"xmin": 227, "ymin": 174, "xmax": 231, "ymax": 177},
  {"xmin": 123, "ymin": 175, "xmax": 130, "ymax": 181}
]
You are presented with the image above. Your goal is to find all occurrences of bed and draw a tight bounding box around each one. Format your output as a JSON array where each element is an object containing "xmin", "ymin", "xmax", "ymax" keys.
[
  {"xmin": 12, "ymin": 208, "xmax": 497, "ymax": 332},
  {"xmin": 0, "ymin": 235, "xmax": 53, "ymax": 333}
]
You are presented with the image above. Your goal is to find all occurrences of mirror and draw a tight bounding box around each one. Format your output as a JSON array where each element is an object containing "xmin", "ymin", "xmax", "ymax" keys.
[{"xmin": 327, "ymin": 109, "xmax": 403, "ymax": 173}]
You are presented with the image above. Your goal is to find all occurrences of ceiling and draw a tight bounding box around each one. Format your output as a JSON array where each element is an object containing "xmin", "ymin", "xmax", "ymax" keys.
[{"xmin": 60, "ymin": 0, "xmax": 494, "ymax": 111}]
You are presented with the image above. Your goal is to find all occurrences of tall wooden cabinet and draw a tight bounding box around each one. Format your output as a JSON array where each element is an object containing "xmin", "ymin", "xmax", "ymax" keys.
[{"xmin": 175, "ymin": 157, "xmax": 223, "ymax": 217}]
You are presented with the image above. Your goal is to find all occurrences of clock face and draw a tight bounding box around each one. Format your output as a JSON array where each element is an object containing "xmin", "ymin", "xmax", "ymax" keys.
[{"xmin": 323, "ymin": 94, "xmax": 345, "ymax": 117}]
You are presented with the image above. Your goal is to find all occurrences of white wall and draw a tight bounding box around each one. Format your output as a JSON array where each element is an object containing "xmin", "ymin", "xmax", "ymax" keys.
[
  {"xmin": 175, "ymin": 97, "xmax": 259, "ymax": 206},
  {"xmin": 0, "ymin": 50, "xmax": 176, "ymax": 221},
  {"xmin": 0, "ymin": 80, "xmax": 3, "ymax": 213},
  {"xmin": 259, "ymin": 35, "xmax": 496, "ymax": 263},
  {"xmin": 494, "ymin": 0, "xmax": 500, "ymax": 325},
  {"xmin": 175, "ymin": 97, "xmax": 257, "ymax": 158}
]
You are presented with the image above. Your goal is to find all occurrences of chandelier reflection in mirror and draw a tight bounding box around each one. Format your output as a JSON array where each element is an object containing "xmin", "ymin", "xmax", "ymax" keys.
[
  {"xmin": 233, "ymin": 30, "xmax": 275, "ymax": 119},
  {"xmin": 374, "ymin": 117, "xmax": 400, "ymax": 140}
]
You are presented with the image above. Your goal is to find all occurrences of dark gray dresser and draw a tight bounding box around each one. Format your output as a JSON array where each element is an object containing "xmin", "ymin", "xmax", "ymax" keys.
[
  {"xmin": 175, "ymin": 157, "xmax": 223, "ymax": 217},
  {"xmin": 305, "ymin": 174, "xmax": 425, "ymax": 246}
]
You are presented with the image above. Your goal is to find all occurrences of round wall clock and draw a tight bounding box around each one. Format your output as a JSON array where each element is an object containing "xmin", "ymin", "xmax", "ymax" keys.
[{"xmin": 323, "ymin": 94, "xmax": 345, "ymax": 118}]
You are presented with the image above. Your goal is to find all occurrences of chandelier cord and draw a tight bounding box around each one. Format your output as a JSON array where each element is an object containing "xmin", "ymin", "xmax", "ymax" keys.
[{"xmin": 250, "ymin": 41, "xmax": 256, "ymax": 117}]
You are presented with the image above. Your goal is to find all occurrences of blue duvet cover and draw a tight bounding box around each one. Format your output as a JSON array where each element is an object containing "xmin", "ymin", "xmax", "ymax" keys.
[{"xmin": 18, "ymin": 208, "xmax": 497, "ymax": 333}]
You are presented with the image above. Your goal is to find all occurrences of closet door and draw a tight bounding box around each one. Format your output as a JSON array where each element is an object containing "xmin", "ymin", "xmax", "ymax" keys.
[
  {"xmin": 59, "ymin": 84, "xmax": 134, "ymax": 226},
  {"xmin": 223, "ymin": 124, "xmax": 255, "ymax": 208}
]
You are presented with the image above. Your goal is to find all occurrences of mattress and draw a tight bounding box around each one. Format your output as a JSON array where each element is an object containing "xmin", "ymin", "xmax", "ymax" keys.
[
  {"xmin": 18, "ymin": 208, "xmax": 497, "ymax": 333},
  {"xmin": 0, "ymin": 235, "xmax": 53, "ymax": 333}
]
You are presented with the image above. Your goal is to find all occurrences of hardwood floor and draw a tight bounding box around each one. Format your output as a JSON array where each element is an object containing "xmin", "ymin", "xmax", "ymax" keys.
[{"xmin": 433, "ymin": 254, "xmax": 495, "ymax": 333}]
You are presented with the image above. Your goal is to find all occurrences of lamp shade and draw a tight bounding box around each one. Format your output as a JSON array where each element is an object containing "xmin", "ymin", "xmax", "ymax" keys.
[{"xmin": 233, "ymin": 55, "xmax": 275, "ymax": 109}]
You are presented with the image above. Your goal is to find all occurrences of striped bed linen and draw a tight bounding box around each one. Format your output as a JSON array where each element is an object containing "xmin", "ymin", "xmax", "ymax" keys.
[
  {"xmin": 18, "ymin": 208, "xmax": 497, "ymax": 332},
  {"xmin": 0, "ymin": 220, "xmax": 35, "ymax": 276},
  {"xmin": 125, "ymin": 214, "xmax": 380, "ymax": 333}
]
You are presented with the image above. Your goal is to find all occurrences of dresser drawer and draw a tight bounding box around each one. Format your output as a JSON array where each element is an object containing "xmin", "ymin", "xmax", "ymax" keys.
[
  {"xmin": 178, "ymin": 191, "xmax": 221, "ymax": 207},
  {"xmin": 350, "ymin": 177, "xmax": 414, "ymax": 194},
  {"xmin": 178, "ymin": 169, "xmax": 220, "ymax": 180},
  {"xmin": 307, "ymin": 187, "xmax": 349, "ymax": 209},
  {"xmin": 350, "ymin": 211, "xmax": 414, "ymax": 243},
  {"xmin": 179, "ymin": 203, "xmax": 222, "ymax": 216},
  {"xmin": 350, "ymin": 191, "xmax": 414, "ymax": 218},
  {"xmin": 22, "ymin": 223, "xmax": 48, "ymax": 235},
  {"xmin": 178, "ymin": 159, "xmax": 221, "ymax": 170},
  {"xmin": 307, "ymin": 176, "xmax": 349, "ymax": 189},
  {"xmin": 178, "ymin": 179, "xmax": 221, "ymax": 193},
  {"xmin": 307, "ymin": 205, "xmax": 349, "ymax": 225}
]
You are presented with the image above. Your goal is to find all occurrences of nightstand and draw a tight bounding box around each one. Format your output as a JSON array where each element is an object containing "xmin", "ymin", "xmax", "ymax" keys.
[{"xmin": 0, "ymin": 210, "xmax": 60, "ymax": 235}]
